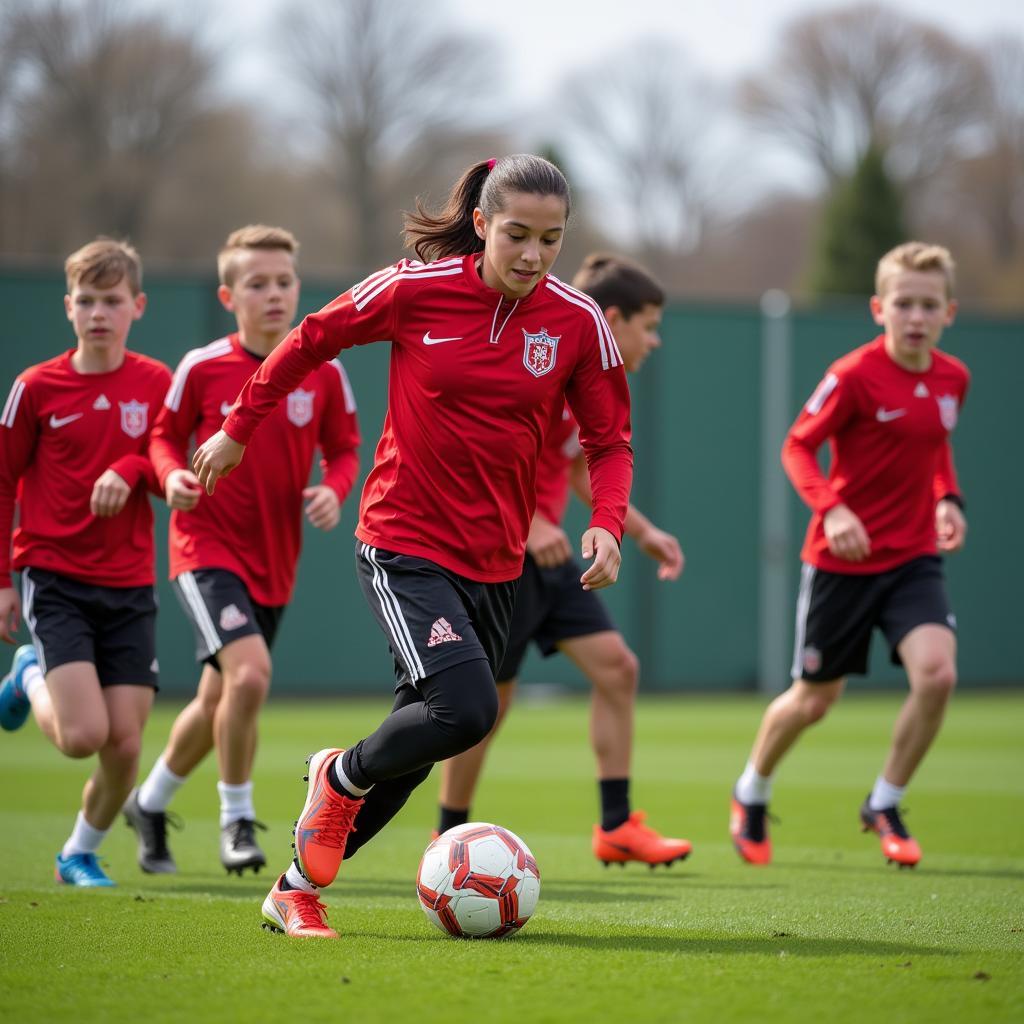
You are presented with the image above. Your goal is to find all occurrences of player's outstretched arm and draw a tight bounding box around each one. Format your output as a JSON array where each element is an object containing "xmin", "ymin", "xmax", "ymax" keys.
[
  {"xmin": 192, "ymin": 430, "xmax": 246, "ymax": 495},
  {"xmin": 579, "ymin": 526, "xmax": 621, "ymax": 591}
]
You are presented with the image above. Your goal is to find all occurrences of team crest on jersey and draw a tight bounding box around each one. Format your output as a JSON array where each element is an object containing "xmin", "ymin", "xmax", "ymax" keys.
[
  {"xmin": 287, "ymin": 388, "xmax": 315, "ymax": 427},
  {"xmin": 523, "ymin": 328, "xmax": 560, "ymax": 378},
  {"xmin": 119, "ymin": 400, "xmax": 149, "ymax": 438},
  {"xmin": 936, "ymin": 394, "xmax": 958, "ymax": 431}
]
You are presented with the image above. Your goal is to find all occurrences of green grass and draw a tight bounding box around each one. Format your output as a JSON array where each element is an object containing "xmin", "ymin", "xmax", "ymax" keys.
[{"xmin": 1, "ymin": 693, "xmax": 1022, "ymax": 1023}]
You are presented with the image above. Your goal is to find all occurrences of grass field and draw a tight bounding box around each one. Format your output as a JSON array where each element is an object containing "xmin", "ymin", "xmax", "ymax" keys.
[{"xmin": 1, "ymin": 692, "xmax": 1022, "ymax": 1023}]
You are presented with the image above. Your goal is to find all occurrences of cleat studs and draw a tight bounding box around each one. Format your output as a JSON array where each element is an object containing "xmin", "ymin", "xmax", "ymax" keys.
[{"xmin": 302, "ymin": 776, "xmax": 308, "ymax": 782}]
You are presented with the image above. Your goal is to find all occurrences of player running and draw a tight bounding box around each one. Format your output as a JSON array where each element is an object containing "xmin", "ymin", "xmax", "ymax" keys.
[
  {"xmin": 193, "ymin": 154, "xmax": 633, "ymax": 938},
  {"xmin": 0, "ymin": 239, "xmax": 171, "ymax": 886},
  {"xmin": 125, "ymin": 226, "xmax": 360, "ymax": 876},
  {"xmin": 730, "ymin": 242, "xmax": 970, "ymax": 869},
  {"xmin": 434, "ymin": 253, "xmax": 690, "ymax": 868}
]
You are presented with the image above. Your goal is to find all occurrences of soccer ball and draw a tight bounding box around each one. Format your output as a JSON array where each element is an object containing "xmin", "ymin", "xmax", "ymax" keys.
[{"xmin": 416, "ymin": 822, "xmax": 541, "ymax": 938}]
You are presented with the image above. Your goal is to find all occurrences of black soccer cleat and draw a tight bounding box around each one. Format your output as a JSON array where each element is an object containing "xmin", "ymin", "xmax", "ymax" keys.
[
  {"xmin": 123, "ymin": 787, "xmax": 180, "ymax": 874},
  {"xmin": 221, "ymin": 818, "xmax": 268, "ymax": 875}
]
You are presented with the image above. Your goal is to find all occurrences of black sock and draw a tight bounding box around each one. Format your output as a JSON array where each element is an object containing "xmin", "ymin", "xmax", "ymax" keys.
[
  {"xmin": 323, "ymin": 748, "xmax": 369, "ymax": 798},
  {"xmin": 279, "ymin": 860, "xmax": 304, "ymax": 891},
  {"xmin": 438, "ymin": 805, "xmax": 470, "ymax": 835},
  {"xmin": 599, "ymin": 778, "xmax": 631, "ymax": 832}
]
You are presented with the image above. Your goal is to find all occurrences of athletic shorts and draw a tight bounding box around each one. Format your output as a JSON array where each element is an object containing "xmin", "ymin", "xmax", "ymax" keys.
[
  {"xmin": 496, "ymin": 553, "xmax": 616, "ymax": 682},
  {"xmin": 791, "ymin": 555, "xmax": 955, "ymax": 682},
  {"xmin": 20, "ymin": 567, "xmax": 158, "ymax": 687},
  {"xmin": 172, "ymin": 568, "xmax": 284, "ymax": 668},
  {"xmin": 355, "ymin": 542, "xmax": 518, "ymax": 689}
]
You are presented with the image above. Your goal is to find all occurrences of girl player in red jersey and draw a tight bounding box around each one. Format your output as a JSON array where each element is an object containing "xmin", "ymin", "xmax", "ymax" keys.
[
  {"xmin": 730, "ymin": 242, "xmax": 970, "ymax": 869},
  {"xmin": 193, "ymin": 154, "xmax": 633, "ymax": 938},
  {"xmin": 0, "ymin": 239, "xmax": 172, "ymax": 887}
]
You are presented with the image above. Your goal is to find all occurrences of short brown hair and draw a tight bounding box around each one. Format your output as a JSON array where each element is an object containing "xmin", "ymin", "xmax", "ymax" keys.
[
  {"xmin": 217, "ymin": 224, "xmax": 299, "ymax": 287},
  {"xmin": 875, "ymin": 242, "xmax": 956, "ymax": 299},
  {"xmin": 65, "ymin": 238, "xmax": 143, "ymax": 295},
  {"xmin": 571, "ymin": 253, "xmax": 665, "ymax": 318}
]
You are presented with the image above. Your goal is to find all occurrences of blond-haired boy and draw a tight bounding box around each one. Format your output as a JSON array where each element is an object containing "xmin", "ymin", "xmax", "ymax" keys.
[
  {"xmin": 730, "ymin": 241, "xmax": 969, "ymax": 868},
  {"xmin": 0, "ymin": 238, "xmax": 172, "ymax": 886}
]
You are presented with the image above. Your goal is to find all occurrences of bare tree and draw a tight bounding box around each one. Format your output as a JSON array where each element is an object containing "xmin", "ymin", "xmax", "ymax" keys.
[
  {"xmin": 283, "ymin": 0, "xmax": 498, "ymax": 270},
  {"xmin": 741, "ymin": 4, "xmax": 988, "ymax": 191}
]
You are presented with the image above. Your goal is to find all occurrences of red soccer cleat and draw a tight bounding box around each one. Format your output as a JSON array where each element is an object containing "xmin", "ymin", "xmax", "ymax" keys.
[
  {"xmin": 592, "ymin": 810, "xmax": 692, "ymax": 868},
  {"xmin": 859, "ymin": 797, "xmax": 921, "ymax": 868},
  {"xmin": 293, "ymin": 748, "xmax": 363, "ymax": 888},
  {"xmin": 261, "ymin": 875, "xmax": 338, "ymax": 938},
  {"xmin": 730, "ymin": 793, "xmax": 772, "ymax": 865}
]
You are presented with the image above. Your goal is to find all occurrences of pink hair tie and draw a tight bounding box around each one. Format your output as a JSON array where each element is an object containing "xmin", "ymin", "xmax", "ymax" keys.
[{"xmin": 487, "ymin": 157, "xmax": 497, "ymax": 171}]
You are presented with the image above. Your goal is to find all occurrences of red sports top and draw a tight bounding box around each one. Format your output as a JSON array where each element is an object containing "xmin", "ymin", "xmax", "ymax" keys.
[
  {"xmin": 533, "ymin": 406, "xmax": 581, "ymax": 527},
  {"xmin": 0, "ymin": 349, "xmax": 171, "ymax": 588},
  {"xmin": 224, "ymin": 255, "xmax": 633, "ymax": 583},
  {"xmin": 150, "ymin": 334, "xmax": 360, "ymax": 606},
  {"xmin": 783, "ymin": 336, "xmax": 970, "ymax": 574}
]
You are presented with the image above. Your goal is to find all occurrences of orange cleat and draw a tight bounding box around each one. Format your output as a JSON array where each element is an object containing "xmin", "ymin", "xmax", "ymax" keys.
[
  {"xmin": 859, "ymin": 797, "xmax": 921, "ymax": 868},
  {"xmin": 730, "ymin": 794, "xmax": 772, "ymax": 865},
  {"xmin": 293, "ymin": 748, "xmax": 364, "ymax": 888},
  {"xmin": 592, "ymin": 810, "xmax": 692, "ymax": 868},
  {"xmin": 261, "ymin": 875, "xmax": 338, "ymax": 938}
]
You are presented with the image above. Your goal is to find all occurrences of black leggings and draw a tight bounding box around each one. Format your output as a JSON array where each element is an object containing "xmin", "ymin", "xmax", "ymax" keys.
[{"xmin": 341, "ymin": 657, "xmax": 498, "ymax": 859}]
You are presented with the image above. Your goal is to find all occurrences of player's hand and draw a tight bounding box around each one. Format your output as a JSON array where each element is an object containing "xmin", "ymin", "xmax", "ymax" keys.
[
  {"xmin": 526, "ymin": 515, "xmax": 573, "ymax": 568},
  {"xmin": 636, "ymin": 524, "xmax": 684, "ymax": 581},
  {"xmin": 579, "ymin": 527, "xmax": 621, "ymax": 591},
  {"xmin": 165, "ymin": 468, "xmax": 203, "ymax": 511},
  {"xmin": 823, "ymin": 503, "xmax": 871, "ymax": 562},
  {"xmin": 936, "ymin": 499, "xmax": 967, "ymax": 553},
  {"xmin": 192, "ymin": 430, "xmax": 246, "ymax": 495},
  {"xmin": 0, "ymin": 587, "xmax": 21, "ymax": 644},
  {"xmin": 90, "ymin": 469, "xmax": 131, "ymax": 518},
  {"xmin": 303, "ymin": 485, "xmax": 341, "ymax": 531}
]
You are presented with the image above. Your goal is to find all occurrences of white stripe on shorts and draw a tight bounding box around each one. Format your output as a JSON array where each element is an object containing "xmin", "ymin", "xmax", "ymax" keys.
[
  {"xmin": 361, "ymin": 544, "xmax": 426, "ymax": 683},
  {"xmin": 20, "ymin": 569, "xmax": 47, "ymax": 675},
  {"xmin": 176, "ymin": 571, "xmax": 223, "ymax": 655},
  {"xmin": 790, "ymin": 562, "xmax": 817, "ymax": 679}
]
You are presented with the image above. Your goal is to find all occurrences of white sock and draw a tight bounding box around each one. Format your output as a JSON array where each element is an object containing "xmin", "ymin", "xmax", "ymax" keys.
[
  {"xmin": 22, "ymin": 662, "xmax": 45, "ymax": 701},
  {"xmin": 736, "ymin": 761, "xmax": 773, "ymax": 804},
  {"xmin": 138, "ymin": 755, "xmax": 187, "ymax": 813},
  {"xmin": 869, "ymin": 776, "xmax": 906, "ymax": 811},
  {"xmin": 331, "ymin": 758, "xmax": 372, "ymax": 798},
  {"xmin": 61, "ymin": 811, "xmax": 108, "ymax": 857},
  {"xmin": 218, "ymin": 780, "xmax": 255, "ymax": 828},
  {"xmin": 285, "ymin": 861, "xmax": 317, "ymax": 893}
]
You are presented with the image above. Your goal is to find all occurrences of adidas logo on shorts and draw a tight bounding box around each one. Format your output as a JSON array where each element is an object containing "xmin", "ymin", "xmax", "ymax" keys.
[
  {"xmin": 219, "ymin": 604, "xmax": 249, "ymax": 631},
  {"xmin": 427, "ymin": 617, "xmax": 462, "ymax": 647}
]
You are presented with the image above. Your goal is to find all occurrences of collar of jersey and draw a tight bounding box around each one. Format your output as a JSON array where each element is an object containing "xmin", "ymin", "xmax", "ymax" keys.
[{"xmin": 461, "ymin": 254, "xmax": 547, "ymax": 308}]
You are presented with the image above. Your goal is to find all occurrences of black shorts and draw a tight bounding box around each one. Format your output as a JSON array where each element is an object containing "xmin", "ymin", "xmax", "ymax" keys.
[
  {"xmin": 791, "ymin": 555, "xmax": 956, "ymax": 682},
  {"xmin": 497, "ymin": 553, "xmax": 616, "ymax": 681},
  {"xmin": 172, "ymin": 569, "xmax": 284, "ymax": 668},
  {"xmin": 355, "ymin": 542, "xmax": 517, "ymax": 689},
  {"xmin": 20, "ymin": 567, "xmax": 158, "ymax": 687}
]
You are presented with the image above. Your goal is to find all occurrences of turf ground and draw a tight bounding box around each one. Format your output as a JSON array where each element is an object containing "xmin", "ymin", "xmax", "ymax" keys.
[{"xmin": 1, "ymin": 692, "xmax": 1022, "ymax": 1023}]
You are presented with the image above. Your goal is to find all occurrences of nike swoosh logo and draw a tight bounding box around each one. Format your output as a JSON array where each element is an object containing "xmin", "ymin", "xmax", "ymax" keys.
[
  {"xmin": 49, "ymin": 413, "xmax": 83, "ymax": 429},
  {"xmin": 875, "ymin": 407, "xmax": 906, "ymax": 422},
  {"xmin": 422, "ymin": 332, "xmax": 463, "ymax": 346}
]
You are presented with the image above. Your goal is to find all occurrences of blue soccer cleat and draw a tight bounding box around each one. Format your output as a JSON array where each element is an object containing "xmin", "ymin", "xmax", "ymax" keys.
[
  {"xmin": 54, "ymin": 852, "xmax": 117, "ymax": 887},
  {"xmin": 0, "ymin": 644, "xmax": 38, "ymax": 731}
]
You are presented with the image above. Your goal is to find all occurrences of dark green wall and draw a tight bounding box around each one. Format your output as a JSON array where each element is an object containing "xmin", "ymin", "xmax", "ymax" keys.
[{"xmin": 1, "ymin": 268, "xmax": 1020, "ymax": 693}]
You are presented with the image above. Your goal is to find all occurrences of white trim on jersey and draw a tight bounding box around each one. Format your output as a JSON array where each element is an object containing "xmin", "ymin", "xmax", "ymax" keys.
[
  {"xmin": 176, "ymin": 571, "xmax": 223, "ymax": 655},
  {"xmin": 329, "ymin": 359, "xmax": 357, "ymax": 413},
  {"xmin": 805, "ymin": 373, "xmax": 838, "ymax": 415},
  {"xmin": 1, "ymin": 379, "xmax": 26, "ymax": 428},
  {"xmin": 790, "ymin": 562, "xmax": 817, "ymax": 680},
  {"xmin": 351, "ymin": 259, "xmax": 464, "ymax": 312},
  {"xmin": 489, "ymin": 297, "xmax": 519, "ymax": 345},
  {"xmin": 164, "ymin": 338, "xmax": 234, "ymax": 412},
  {"xmin": 544, "ymin": 278, "xmax": 624, "ymax": 370},
  {"xmin": 20, "ymin": 570, "xmax": 47, "ymax": 675},
  {"xmin": 361, "ymin": 544, "xmax": 426, "ymax": 683}
]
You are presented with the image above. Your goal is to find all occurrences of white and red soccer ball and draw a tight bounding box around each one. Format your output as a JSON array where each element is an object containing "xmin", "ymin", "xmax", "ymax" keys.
[{"xmin": 416, "ymin": 823, "xmax": 541, "ymax": 938}]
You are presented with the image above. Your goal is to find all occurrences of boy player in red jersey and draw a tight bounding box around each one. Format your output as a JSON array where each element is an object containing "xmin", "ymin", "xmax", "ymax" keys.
[
  {"xmin": 0, "ymin": 239, "xmax": 172, "ymax": 887},
  {"xmin": 730, "ymin": 242, "xmax": 970, "ymax": 868},
  {"xmin": 125, "ymin": 226, "xmax": 360, "ymax": 876},
  {"xmin": 435, "ymin": 254, "xmax": 691, "ymax": 867}
]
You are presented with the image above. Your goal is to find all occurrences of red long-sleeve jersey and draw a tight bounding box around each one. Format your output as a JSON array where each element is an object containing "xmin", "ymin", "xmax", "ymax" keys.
[
  {"xmin": 150, "ymin": 334, "xmax": 360, "ymax": 606},
  {"xmin": 224, "ymin": 255, "xmax": 633, "ymax": 583},
  {"xmin": 533, "ymin": 406, "xmax": 581, "ymax": 527},
  {"xmin": 783, "ymin": 336, "xmax": 970, "ymax": 574},
  {"xmin": 0, "ymin": 349, "xmax": 171, "ymax": 588}
]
